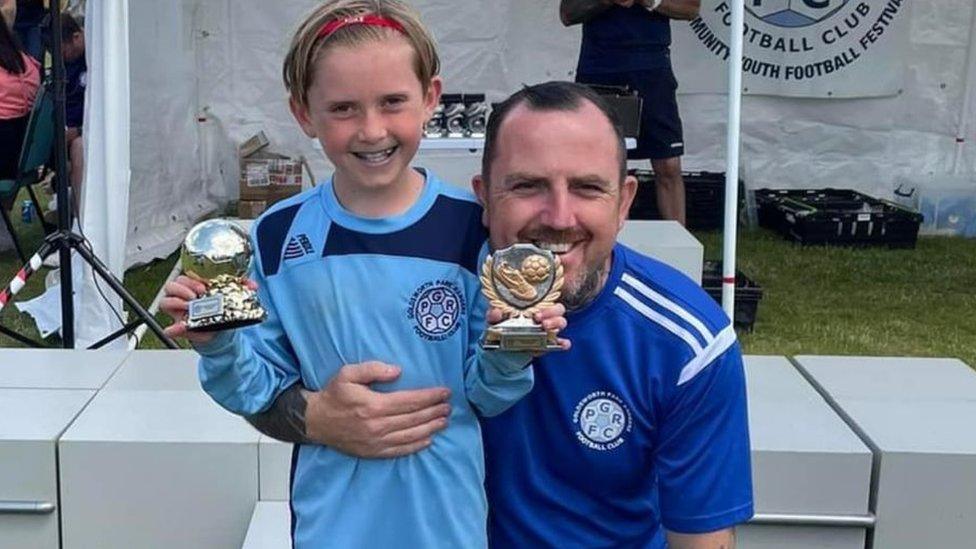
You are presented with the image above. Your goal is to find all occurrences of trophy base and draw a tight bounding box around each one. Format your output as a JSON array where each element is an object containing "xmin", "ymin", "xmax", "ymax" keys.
[
  {"xmin": 185, "ymin": 278, "xmax": 267, "ymax": 333},
  {"xmin": 482, "ymin": 324, "xmax": 560, "ymax": 353},
  {"xmin": 187, "ymin": 316, "xmax": 264, "ymax": 333}
]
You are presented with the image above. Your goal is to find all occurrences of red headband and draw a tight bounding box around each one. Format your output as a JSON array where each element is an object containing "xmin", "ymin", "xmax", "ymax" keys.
[{"xmin": 317, "ymin": 14, "xmax": 406, "ymax": 39}]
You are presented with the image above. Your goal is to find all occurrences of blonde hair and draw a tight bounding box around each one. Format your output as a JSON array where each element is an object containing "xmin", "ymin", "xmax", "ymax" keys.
[{"xmin": 283, "ymin": 0, "xmax": 440, "ymax": 109}]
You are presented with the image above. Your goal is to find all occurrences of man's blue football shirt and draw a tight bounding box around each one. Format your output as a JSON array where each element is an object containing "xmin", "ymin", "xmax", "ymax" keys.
[{"xmin": 483, "ymin": 244, "xmax": 754, "ymax": 547}]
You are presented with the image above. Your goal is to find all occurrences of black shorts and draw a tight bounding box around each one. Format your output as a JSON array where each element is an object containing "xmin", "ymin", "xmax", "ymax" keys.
[
  {"xmin": 577, "ymin": 67, "xmax": 684, "ymax": 160},
  {"xmin": 0, "ymin": 115, "xmax": 29, "ymax": 179}
]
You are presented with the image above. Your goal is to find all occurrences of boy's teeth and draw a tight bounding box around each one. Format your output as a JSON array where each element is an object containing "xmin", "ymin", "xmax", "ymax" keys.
[{"xmin": 356, "ymin": 147, "xmax": 395, "ymax": 162}]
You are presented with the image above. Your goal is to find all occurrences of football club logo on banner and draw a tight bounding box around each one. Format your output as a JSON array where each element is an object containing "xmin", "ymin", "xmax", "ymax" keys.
[{"xmin": 674, "ymin": 0, "xmax": 908, "ymax": 97}]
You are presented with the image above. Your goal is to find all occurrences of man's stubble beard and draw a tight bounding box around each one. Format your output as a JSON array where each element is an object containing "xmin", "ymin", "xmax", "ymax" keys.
[{"xmin": 559, "ymin": 260, "xmax": 608, "ymax": 312}]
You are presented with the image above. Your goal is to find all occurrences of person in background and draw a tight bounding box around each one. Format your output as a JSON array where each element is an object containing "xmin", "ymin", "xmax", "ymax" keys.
[
  {"xmin": 0, "ymin": 4, "xmax": 39, "ymax": 190},
  {"xmin": 1, "ymin": 1, "xmax": 14, "ymax": 31},
  {"xmin": 60, "ymin": 11, "xmax": 84, "ymax": 216},
  {"xmin": 13, "ymin": 1, "xmax": 44, "ymax": 61},
  {"xmin": 561, "ymin": 0, "xmax": 700, "ymax": 226}
]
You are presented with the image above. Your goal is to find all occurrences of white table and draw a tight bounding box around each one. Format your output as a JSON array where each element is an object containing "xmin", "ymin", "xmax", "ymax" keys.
[
  {"xmin": 417, "ymin": 137, "xmax": 636, "ymax": 151},
  {"xmin": 102, "ymin": 349, "xmax": 201, "ymax": 391},
  {"xmin": 795, "ymin": 356, "xmax": 976, "ymax": 549},
  {"xmin": 741, "ymin": 356, "xmax": 873, "ymax": 548},
  {"xmin": 316, "ymin": 137, "xmax": 635, "ymax": 192},
  {"xmin": 0, "ymin": 349, "xmax": 129, "ymax": 389},
  {"xmin": 242, "ymin": 501, "xmax": 291, "ymax": 549},
  {"xmin": 0, "ymin": 388, "xmax": 94, "ymax": 548},
  {"xmin": 259, "ymin": 436, "xmax": 293, "ymax": 501},
  {"xmin": 616, "ymin": 220, "xmax": 704, "ymax": 284},
  {"xmin": 59, "ymin": 390, "xmax": 260, "ymax": 549}
]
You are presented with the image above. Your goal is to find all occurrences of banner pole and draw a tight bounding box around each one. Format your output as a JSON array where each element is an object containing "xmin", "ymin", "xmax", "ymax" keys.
[
  {"xmin": 952, "ymin": 3, "xmax": 976, "ymax": 174},
  {"xmin": 721, "ymin": 0, "xmax": 745, "ymax": 319}
]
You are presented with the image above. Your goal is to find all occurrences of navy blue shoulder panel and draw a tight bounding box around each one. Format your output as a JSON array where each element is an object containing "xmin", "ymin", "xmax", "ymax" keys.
[
  {"xmin": 256, "ymin": 203, "xmax": 303, "ymax": 277},
  {"xmin": 323, "ymin": 195, "xmax": 487, "ymax": 274}
]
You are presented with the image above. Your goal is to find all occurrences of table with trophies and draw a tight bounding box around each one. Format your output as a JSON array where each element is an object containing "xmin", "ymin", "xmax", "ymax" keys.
[{"xmin": 309, "ymin": 92, "xmax": 636, "ymax": 191}]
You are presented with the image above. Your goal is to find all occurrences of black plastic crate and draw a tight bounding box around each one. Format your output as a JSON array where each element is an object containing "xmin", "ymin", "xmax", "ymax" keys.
[
  {"xmin": 755, "ymin": 188, "xmax": 923, "ymax": 248},
  {"xmin": 628, "ymin": 170, "xmax": 743, "ymax": 230},
  {"xmin": 701, "ymin": 261, "xmax": 763, "ymax": 332}
]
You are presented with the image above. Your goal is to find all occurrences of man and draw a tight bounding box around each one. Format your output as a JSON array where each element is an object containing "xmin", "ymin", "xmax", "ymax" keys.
[
  {"xmin": 561, "ymin": 0, "xmax": 699, "ymax": 225},
  {"xmin": 1, "ymin": 1, "xmax": 13, "ymax": 30},
  {"xmin": 60, "ymin": 12, "xmax": 85, "ymax": 215},
  {"xmin": 248, "ymin": 82, "xmax": 753, "ymax": 548}
]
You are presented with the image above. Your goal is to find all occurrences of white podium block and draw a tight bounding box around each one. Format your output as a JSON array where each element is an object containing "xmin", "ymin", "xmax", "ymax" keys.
[
  {"xmin": 617, "ymin": 220, "xmax": 703, "ymax": 284},
  {"xmin": 0, "ymin": 389, "xmax": 94, "ymax": 548},
  {"xmin": 795, "ymin": 356, "xmax": 976, "ymax": 549},
  {"xmin": 259, "ymin": 436, "xmax": 293, "ymax": 501},
  {"xmin": 103, "ymin": 349, "xmax": 201, "ymax": 391},
  {"xmin": 412, "ymin": 153, "xmax": 480, "ymax": 192},
  {"xmin": 242, "ymin": 501, "xmax": 291, "ymax": 549},
  {"xmin": 59, "ymin": 390, "xmax": 260, "ymax": 549},
  {"xmin": 741, "ymin": 356, "xmax": 873, "ymax": 548},
  {"xmin": 0, "ymin": 349, "xmax": 129, "ymax": 389}
]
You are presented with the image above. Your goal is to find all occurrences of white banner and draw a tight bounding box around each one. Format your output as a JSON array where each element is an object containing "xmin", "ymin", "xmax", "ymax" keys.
[{"xmin": 672, "ymin": 0, "xmax": 911, "ymax": 98}]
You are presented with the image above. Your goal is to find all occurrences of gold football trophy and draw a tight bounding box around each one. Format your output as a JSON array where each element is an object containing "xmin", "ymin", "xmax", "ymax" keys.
[
  {"xmin": 480, "ymin": 243, "xmax": 564, "ymax": 352},
  {"xmin": 180, "ymin": 219, "xmax": 266, "ymax": 332}
]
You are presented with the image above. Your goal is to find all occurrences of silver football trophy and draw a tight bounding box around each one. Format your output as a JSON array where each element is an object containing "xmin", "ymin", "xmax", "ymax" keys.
[
  {"xmin": 180, "ymin": 219, "xmax": 266, "ymax": 332},
  {"xmin": 463, "ymin": 96, "xmax": 488, "ymax": 137},
  {"xmin": 480, "ymin": 244, "xmax": 564, "ymax": 352},
  {"xmin": 443, "ymin": 95, "xmax": 467, "ymax": 138},
  {"xmin": 424, "ymin": 103, "xmax": 446, "ymax": 138}
]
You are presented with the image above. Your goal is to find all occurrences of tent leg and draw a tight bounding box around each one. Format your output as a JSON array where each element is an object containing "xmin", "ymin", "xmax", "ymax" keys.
[{"xmin": 69, "ymin": 233, "xmax": 177, "ymax": 349}]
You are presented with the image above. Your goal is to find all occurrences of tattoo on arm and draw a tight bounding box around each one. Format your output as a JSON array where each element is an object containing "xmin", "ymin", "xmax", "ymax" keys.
[
  {"xmin": 656, "ymin": 0, "xmax": 701, "ymax": 20},
  {"xmin": 245, "ymin": 384, "xmax": 310, "ymax": 444},
  {"xmin": 560, "ymin": 0, "xmax": 611, "ymax": 26}
]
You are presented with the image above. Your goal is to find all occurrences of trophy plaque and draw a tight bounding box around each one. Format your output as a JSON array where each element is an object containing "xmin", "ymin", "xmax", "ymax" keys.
[
  {"xmin": 480, "ymin": 243, "xmax": 564, "ymax": 352},
  {"xmin": 180, "ymin": 219, "xmax": 266, "ymax": 332}
]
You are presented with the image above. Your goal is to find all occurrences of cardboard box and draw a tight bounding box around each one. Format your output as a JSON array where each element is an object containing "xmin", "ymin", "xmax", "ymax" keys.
[
  {"xmin": 239, "ymin": 149, "xmax": 303, "ymax": 204},
  {"xmin": 238, "ymin": 200, "xmax": 267, "ymax": 219}
]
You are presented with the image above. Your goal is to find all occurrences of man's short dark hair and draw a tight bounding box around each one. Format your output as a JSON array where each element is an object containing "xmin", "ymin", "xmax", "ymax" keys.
[
  {"xmin": 482, "ymin": 81, "xmax": 627, "ymax": 185},
  {"xmin": 41, "ymin": 12, "xmax": 83, "ymax": 51},
  {"xmin": 61, "ymin": 13, "xmax": 82, "ymax": 40}
]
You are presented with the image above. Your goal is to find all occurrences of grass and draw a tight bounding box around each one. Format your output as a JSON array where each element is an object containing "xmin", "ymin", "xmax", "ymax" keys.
[
  {"xmin": 0, "ymin": 186, "xmax": 182, "ymax": 349},
  {"xmin": 1, "ymin": 186, "xmax": 974, "ymax": 365},
  {"xmin": 696, "ymin": 230, "xmax": 976, "ymax": 366}
]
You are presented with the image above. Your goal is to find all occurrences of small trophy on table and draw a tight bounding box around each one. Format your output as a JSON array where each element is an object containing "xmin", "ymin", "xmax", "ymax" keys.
[
  {"xmin": 480, "ymin": 243, "xmax": 564, "ymax": 352},
  {"xmin": 180, "ymin": 219, "xmax": 266, "ymax": 332}
]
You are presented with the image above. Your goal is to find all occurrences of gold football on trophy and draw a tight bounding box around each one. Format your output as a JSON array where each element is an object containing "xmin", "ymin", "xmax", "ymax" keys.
[{"xmin": 520, "ymin": 254, "xmax": 551, "ymax": 283}]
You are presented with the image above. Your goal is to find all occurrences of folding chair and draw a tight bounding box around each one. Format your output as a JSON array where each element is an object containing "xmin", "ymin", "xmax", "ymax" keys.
[{"xmin": 0, "ymin": 84, "xmax": 56, "ymax": 263}]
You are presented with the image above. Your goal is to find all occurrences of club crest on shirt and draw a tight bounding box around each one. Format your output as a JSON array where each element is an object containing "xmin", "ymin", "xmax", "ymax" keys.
[
  {"xmin": 573, "ymin": 391, "xmax": 633, "ymax": 451},
  {"xmin": 407, "ymin": 280, "xmax": 465, "ymax": 341}
]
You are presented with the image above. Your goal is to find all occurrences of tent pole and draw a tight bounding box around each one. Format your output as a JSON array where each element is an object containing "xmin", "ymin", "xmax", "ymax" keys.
[
  {"xmin": 0, "ymin": 1, "xmax": 179, "ymax": 349},
  {"xmin": 721, "ymin": 0, "xmax": 745, "ymax": 319},
  {"xmin": 952, "ymin": 3, "xmax": 976, "ymax": 175}
]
